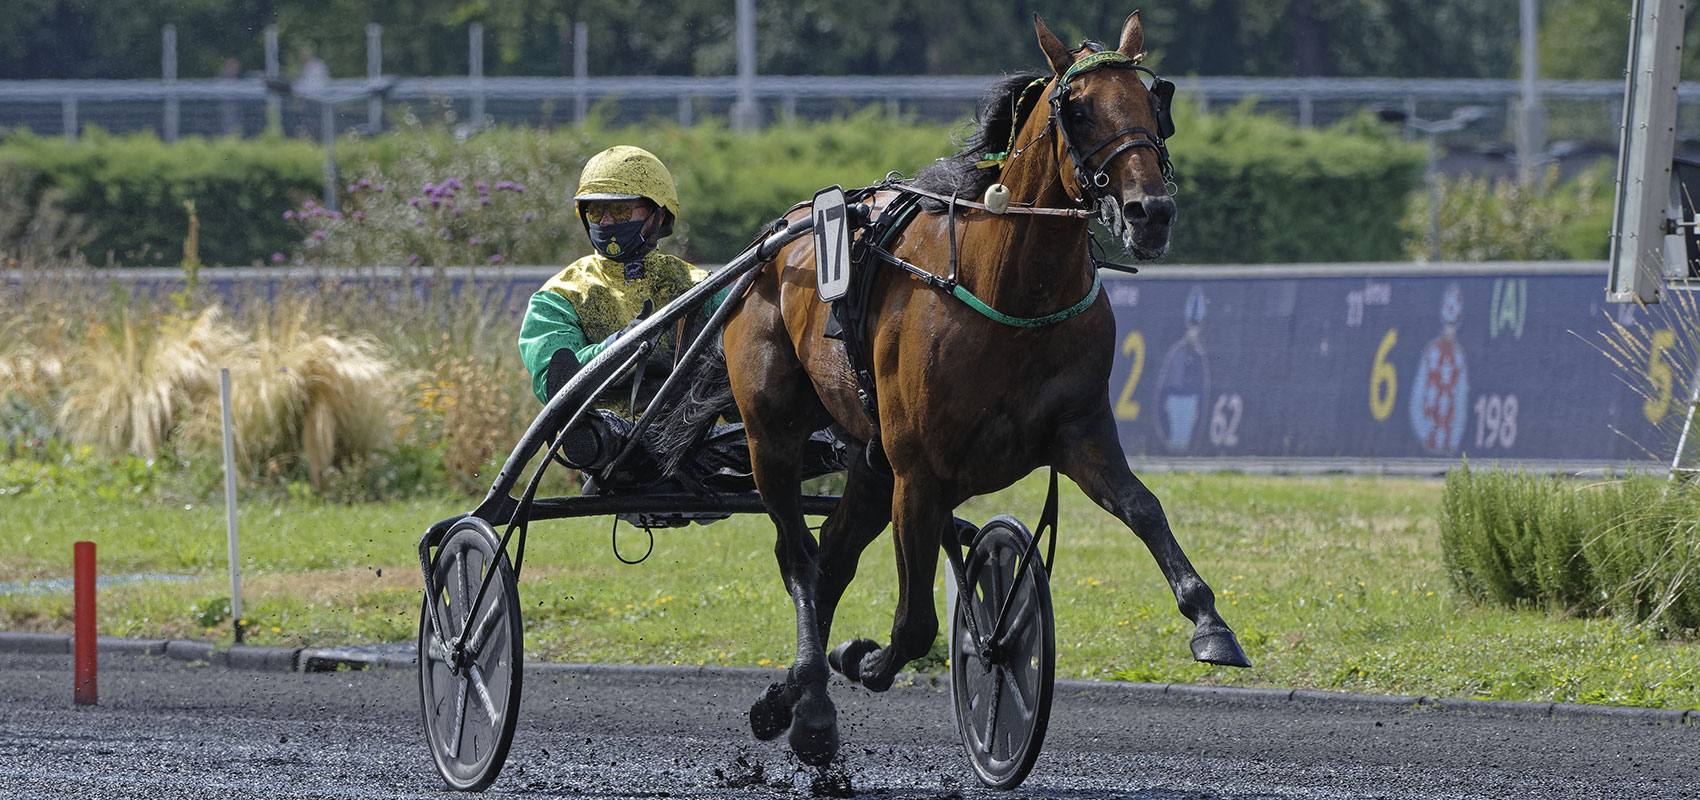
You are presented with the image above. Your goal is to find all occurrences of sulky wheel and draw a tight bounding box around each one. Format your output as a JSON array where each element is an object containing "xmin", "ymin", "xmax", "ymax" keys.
[
  {"xmin": 418, "ymin": 517, "xmax": 524, "ymax": 792},
  {"xmin": 948, "ymin": 515, "xmax": 1055, "ymax": 791}
]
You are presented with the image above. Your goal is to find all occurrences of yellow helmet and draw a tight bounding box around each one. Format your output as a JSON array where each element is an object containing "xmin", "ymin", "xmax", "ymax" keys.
[{"xmin": 575, "ymin": 146, "xmax": 679, "ymax": 238}]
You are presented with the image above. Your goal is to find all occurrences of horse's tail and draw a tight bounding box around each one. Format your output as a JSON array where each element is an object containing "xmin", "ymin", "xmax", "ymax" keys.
[{"xmin": 646, "ymin": 333, "xmax": 735, "ymax": 476}]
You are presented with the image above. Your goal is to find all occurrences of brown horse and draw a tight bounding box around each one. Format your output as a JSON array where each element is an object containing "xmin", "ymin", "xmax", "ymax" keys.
[{"xmin": 717, "ymin": 12, "xmax": 1249, "ymax": 766}]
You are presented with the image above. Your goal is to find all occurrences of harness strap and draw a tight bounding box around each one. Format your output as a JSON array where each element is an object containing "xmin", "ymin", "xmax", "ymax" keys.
[{"xmin": 949, "ymin": 271, "xmax": 1101, "ymax": 328}]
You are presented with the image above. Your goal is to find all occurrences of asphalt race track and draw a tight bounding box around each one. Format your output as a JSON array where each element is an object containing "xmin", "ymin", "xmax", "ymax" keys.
[{"xmin": 2, "ymin": 642, "xmax": 1697, "ymax": 799}]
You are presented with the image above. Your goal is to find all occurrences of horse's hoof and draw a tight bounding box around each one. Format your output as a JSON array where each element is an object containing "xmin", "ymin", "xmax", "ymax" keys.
[
  {"xmin": 788, "ymin": 696, "xmax": 840, "ymax": 767},
  {"xmin": 827, "ymin": 638, "xmax": 879, "ymax": 684},
  {"xmin": 749, "ymin": 682, "xmax": 793, "ymax": 740},
  {"xmin": 1190, "ymin": 628, "xmax": 1252, "ymax": 668}
]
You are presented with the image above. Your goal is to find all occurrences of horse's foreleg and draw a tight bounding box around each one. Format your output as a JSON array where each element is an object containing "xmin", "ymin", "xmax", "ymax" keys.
[
  {"xmin": 750, "ymin": 476, "xmax": 841, "ymax": 766},
  {"xmin": 838, "ymin": 475, "xmax": 947, "ymax": 693},
  {"xmin": 1057, "ymin": 413, "xmax": 1251, "ymax": 668}
]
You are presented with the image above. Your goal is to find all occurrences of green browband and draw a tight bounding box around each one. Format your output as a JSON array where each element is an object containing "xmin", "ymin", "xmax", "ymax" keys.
[{"xmin": 949, "ymin": 270, "xmax": 1102, "ymax": 328}]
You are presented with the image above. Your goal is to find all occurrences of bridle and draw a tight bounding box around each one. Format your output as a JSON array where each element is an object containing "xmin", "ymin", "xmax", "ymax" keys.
[{"xmin": 1047, "ymin": 49, "xmax": 1177, "ymax": 203}]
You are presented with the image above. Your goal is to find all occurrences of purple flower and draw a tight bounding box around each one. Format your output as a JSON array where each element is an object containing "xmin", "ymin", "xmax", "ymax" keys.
[
  {"xmin": 468, "ymin": 236, "xmax": 480, "ymax": 245},
  {"xmin": 415, "ymin": 218, "xmax": 425, "ymax": 226},
  {"xmin": 446, "ymin": 178, "xmax": 462, "ymax": 190},
  {"xmin": 494, "ymin": 181, "xmax": 515, "ymax": 191},
  {"xmin": 312, "ymin": 230, "xmax": 327, "ymax": 240},
  {"xmin": 489, "ymin": 254, "xmax": 503, "ymax": 264},
  {"xmin": 329, "ymin": 211, "xmax": 343, "ymax": 219},
  {"xmin": 270, "ymin": 252, "xmax": 284, "ymax": 263},
  {"xmin": 346, "ymin": 183, "xmax": 358, "ymax": 193},
  {"xmin": 408, "ymin": 197, "xmax": 421, "ymax": 207},
  {"xmin": 475, "ymin": 181, "xmax": 488, "ymax": 193},
  {"xmin": 480, "ymin": 197, "xmax": 490, "ymax": 206},
  {"xmin": 408, "ymin": 253, "xmax": 421, "ymax": 265},
  {"xmin": 283, "ymin": 210, "xmax": 295, "ymax": 219},
  {"xmin": 524, "ymin": 213, "xmax": 534, "ymax": 222},
  {"xmin": 453, "ymin": 209, "xmax": 462, "ymax": 217},
  {"xmin": 422, "ymin": 183, "xmax": 436, "ymax": 194},
  {"xmin": 352, "ymin": 211, "xmax": 364, "ymax": 221},
  {"xmin": 302, "ymin": 200, "xmax": 317, "ymax": 210}
]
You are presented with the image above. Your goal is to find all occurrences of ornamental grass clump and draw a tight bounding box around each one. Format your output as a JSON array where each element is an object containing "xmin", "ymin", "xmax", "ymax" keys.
[
  {"xmin": 55, "ymin": 306, "xmax": 245, "ymax": 459},
  {"xmin": 210, "ymin": 299, "xmax": 400, "ymax": 489}
]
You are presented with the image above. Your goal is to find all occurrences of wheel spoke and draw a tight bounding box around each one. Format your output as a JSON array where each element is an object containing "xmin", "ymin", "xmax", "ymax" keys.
[
  {"xmin": 464, "ymin": 591, "xmax": 504, "ymax": 659},
  {"xmin": 448, "ymin": 673, "xmax": 469, "ymax": 760},
  {"xmin": 468, "ymin": 664, "xmax": 501, "ymax": 723}
]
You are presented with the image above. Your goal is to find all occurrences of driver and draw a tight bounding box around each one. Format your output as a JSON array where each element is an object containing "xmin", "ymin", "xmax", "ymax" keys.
[
  {"xmin": 520, "ymin": 145, "xmax": 847, "ymax": 494},
  {"xmin": 518, "ymin": 145, "xmax": 721, "ymax": 488}
]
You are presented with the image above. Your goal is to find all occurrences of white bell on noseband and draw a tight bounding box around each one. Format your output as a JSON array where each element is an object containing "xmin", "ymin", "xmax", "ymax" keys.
[{"xmin": 982, "ymin": 183, "xmax": 1010, "ymax": 215}]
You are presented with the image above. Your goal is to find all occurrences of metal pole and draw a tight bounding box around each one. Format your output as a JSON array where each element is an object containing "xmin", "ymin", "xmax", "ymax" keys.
[
  {"xmin": 1607, "ymin": 0, "xmax": 1686, "ymax": 304},
  {"xmin": 367, "ymin": 23, "xmax": 383, "ymax": 132},
  {"xmin": 162, "ymin": 24, "xmax": 179, "ymax": 143},
  {"xmin": 264, "ymin": 26, "xmax": 281, "ymax": 134},
  {"xmin": 732, "ymin": 0, "xmax": 758, "ymax": 131},
  {"xmin": 220, "ymin": 369, "xmax": 245, "ymax": 645},
  {"xmin": 1517, "ymin": 0, "xmax": 1547, "ymax": 186},
  {"xmin": 1427, "ymin": 133, "xmax": 1442, "ymax": 262},
  {"xmin": 573, "ymin": 21, "xmax": 588, "ymax": 124},
  {"xmin": 470, "ymin": 22, "xmax": 485, "ymax": 129},
  {"xmin": 322, "ymin": 101, "xmax": 339, "ymax": 212},
  {"xmin": 62, "ymin": 96, "xmax": 77, "ymax": 143}
]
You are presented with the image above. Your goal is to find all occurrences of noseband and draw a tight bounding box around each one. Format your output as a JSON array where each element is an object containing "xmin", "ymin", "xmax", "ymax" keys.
[{"xmin": 1048, "ymin": 50, "xmax": 1176, "ymax": 202}]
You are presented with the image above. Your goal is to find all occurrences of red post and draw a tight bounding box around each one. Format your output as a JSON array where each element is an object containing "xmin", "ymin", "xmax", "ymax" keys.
[{"xmin": 73, "ymin": 541, "xmax": 96, "ymax": 705}]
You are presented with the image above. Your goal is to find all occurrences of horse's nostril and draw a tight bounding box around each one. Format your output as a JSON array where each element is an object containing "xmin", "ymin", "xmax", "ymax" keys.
[{"xmin": 1128, "ymin": 197, "xmax": 1175, "ymax": 227}]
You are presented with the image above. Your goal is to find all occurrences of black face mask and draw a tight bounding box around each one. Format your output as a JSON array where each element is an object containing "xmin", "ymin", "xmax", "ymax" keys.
[{"xmin": 588, "ymin": 218, "xmax": 654, "ymax": 266}]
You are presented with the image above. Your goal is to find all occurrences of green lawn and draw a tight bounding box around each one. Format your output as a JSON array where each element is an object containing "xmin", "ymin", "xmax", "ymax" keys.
[{"xmin": 6, "ymin": 471, "xmax": 1699, "ymax": 709}]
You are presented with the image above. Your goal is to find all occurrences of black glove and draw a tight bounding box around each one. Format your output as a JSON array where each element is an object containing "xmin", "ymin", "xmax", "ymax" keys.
[
  {"xmin": 544, "ymin": 347, "xmax": 582, "ymax": 400},
  {"xmin": 600, "ymin": 299, "xmax": 655, "ymax": 350}
]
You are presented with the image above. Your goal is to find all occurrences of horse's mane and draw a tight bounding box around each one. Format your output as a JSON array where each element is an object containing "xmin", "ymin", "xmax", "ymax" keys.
[{"xmin": 911, "ymin": 72, "xmax": 1048, "ymax": 213}]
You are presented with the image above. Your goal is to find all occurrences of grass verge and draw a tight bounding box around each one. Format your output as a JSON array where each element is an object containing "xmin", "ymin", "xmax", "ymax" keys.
[{"xmin": 5, "ymin": 471, "xmax": 1700, "ymax": 709}]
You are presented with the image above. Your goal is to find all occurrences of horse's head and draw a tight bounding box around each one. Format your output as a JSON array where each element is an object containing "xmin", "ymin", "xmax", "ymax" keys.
[{"xmin": 1036, "ymin": 12, "xmax": 1177, "ymax": 260}]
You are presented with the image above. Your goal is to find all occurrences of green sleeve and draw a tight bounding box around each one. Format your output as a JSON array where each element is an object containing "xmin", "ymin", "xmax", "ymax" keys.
[{"xmin": 518, "ymin": 290, "xmax": 613, "ymax": 404}]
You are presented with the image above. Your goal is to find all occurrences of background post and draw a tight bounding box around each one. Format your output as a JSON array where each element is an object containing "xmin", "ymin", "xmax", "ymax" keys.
[
  {"xmin": 73, "ymin": 541, "xmax": 96, "ymax": 705},
  {"xmin": 220, "ymin": 368, "xmax": 245, "ymax": 644}
]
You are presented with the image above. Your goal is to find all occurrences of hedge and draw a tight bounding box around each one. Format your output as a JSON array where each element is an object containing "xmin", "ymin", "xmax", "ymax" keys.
[
  {"xmin": 0, "ymin": 130, "xmax": 322, "ymax": 267},
  {"xmin": 2, "ymin": 104, "xmax": 1425, "ymax": 268}
]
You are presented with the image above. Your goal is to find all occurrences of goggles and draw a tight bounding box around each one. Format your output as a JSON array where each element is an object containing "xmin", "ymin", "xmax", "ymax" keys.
[{"xmin": 580, "ymin": 199, "xmax": 649, "ymax": 224}]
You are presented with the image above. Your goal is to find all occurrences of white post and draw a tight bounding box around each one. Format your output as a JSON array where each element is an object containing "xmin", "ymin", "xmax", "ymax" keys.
[
  {"xmin": 162, "ymin": 24, "xmax": 179, "ymax": 143},
  {"xmin": 1607, "ymin": 0, "xmax": 1687, "ymax": 304},
  {"xmin": 470, "ymin": 22, "xmax": 485, "ymax": 129},
  {"xmin": 219, "ymin": 369, "xmax": 245, "ymax": 645},
  {"xmin": 367, "ymin": 23, "xmax": 383, "ymax": 131}
]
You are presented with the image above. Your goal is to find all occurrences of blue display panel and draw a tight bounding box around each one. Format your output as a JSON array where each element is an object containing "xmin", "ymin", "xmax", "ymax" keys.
[{"xmin": 1103, "ymin": 264, "xmax": 1670, "ymax": 462}]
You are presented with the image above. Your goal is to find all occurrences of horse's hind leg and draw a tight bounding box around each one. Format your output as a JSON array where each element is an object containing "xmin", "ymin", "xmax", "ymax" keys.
[
  {"xmin": 1057, "ymin": 412, "xmax": 1251, "ymax": 668},
  {"xmin": 814, "ymin": 448, "xmax": 895, "ymax": 646},
  {"xmin": 838, "ymin": 474, "xmax": 949, "ymax": 693}
]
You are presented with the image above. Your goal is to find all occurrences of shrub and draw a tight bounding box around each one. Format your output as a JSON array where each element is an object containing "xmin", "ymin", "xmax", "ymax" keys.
[
  {"xmin": 1401, "ymin": 162, "xmax": 1613, "ymax": 262},
  {"xmin": 1440, "ymin": 462, "xmax": 1700, "ymax": 630}
]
